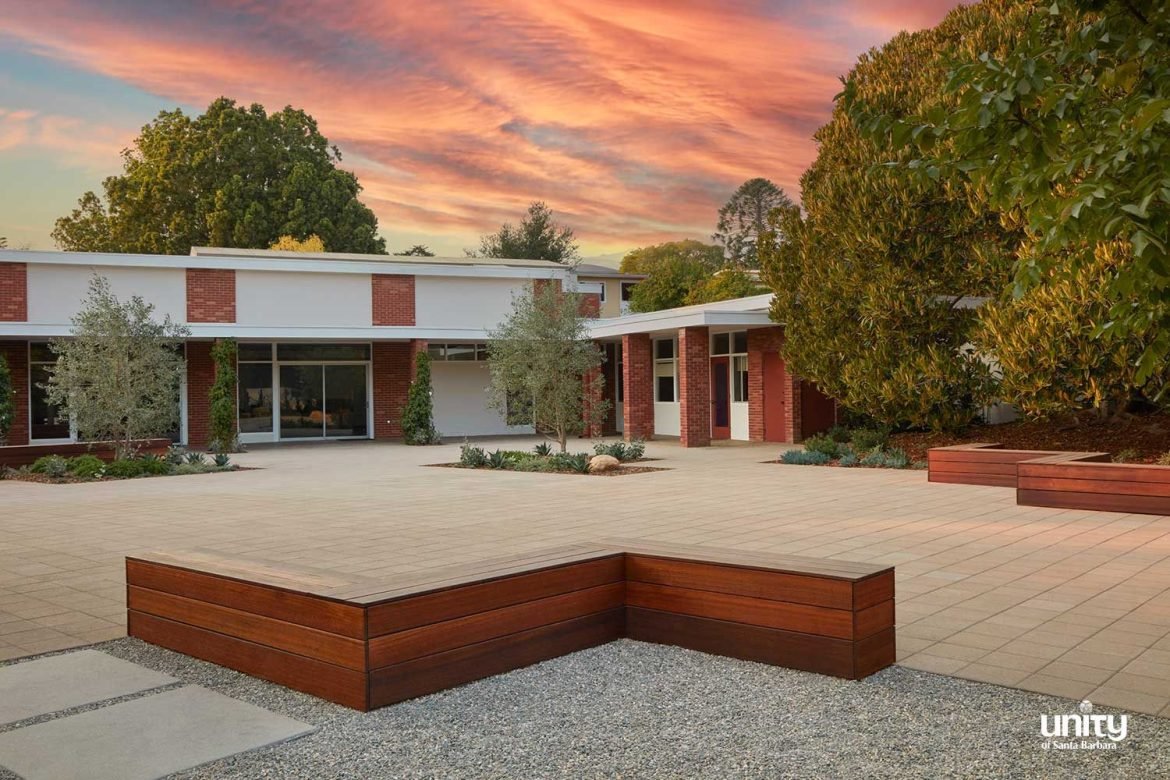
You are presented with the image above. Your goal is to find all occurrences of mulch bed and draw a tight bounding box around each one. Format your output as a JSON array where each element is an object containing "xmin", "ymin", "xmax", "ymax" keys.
[
  {"xmin": 891, "ymin": 411, "xmax": 1170, "ymax": 463},
  {"xmin": 426, "ymin": 463, "xmax": 669, "ymax": 477},
  {"xmin": 1, "ymin": 467, "xmax": 252, "ymax": 485}
]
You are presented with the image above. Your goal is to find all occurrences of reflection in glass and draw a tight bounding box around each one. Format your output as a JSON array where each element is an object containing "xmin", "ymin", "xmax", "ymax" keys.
[
  {"xmin": 325, "ymin": 365, "xmax": 368, "ymax": 437},
  {"xmin": 279, "ymin": 365, "xmax": 325, "ymax": 438},
  {"xmin": 238, "ymin": 363, "xmax": 275, "ymax": 433}
]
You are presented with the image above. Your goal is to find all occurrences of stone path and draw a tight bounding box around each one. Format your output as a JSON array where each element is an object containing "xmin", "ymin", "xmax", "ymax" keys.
[{"xmin": 3, "ymin": 438, "xmax": 1170, "ymax": 715}]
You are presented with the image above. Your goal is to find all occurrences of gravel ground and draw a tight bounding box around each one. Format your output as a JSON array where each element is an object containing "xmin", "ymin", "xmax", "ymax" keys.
[{"xmin": 5, "ymin": 638, "xmax": 1170, "ymax": 779}]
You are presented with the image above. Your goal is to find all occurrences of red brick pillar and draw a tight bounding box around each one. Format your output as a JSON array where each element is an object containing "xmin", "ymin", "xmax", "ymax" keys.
[
  {"xmin": 409, "ymin": 339, "xmax": 428, "ymax": 380},
  {"xmin": 747, "ymin": 327, "xmax": 800, "ymax": 443},
  {"xmin": 0, "ymin": 263, "xmax": 27, "ymax": 322},
  {"xmin": 622, "ymin": 333, "xmax": 653, "ymax": 441},
  {"xmin": 186, "ymin": 342, "xmax": 214, "ymax": 449},
  {"xmin": 678, "ymin": 327, "xmax": 711, "ymax": 448},
  {"xmin": 577, "ymin": 293, "xmax": 601, "ymax": 318},
  {"xmin": 0, "ymin": 341, "xmax": 29, "ymax": 445},
  {"xmin": 373, "ymin": 342, "xmax": 412, "ymax": 439}
]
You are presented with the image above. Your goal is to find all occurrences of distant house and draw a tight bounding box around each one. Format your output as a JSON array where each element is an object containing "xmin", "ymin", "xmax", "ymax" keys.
[
  {"xmin": 0, "ymin": 247, "xmax": 835, "ymax": 450},
  {"xmin": 573, "ymin": 263, "xmax": 645, "ymax": 318}
]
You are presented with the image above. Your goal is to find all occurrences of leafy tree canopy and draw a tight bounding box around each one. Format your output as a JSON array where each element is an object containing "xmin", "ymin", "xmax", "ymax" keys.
[
  {"xmin": 53, "ymin": 97, "xmax": 386, "ymax": 255},
  {"xmin": 394, "ymin": 244, "xmax": 435, "ymax": 256},
  {"xmin": 761, "ymin": 0, "xmax": 1027, "ymax": 431},
  {"xmin": 487, "ymin": 282, "xmax": 607, "ymax": 451},
  {"xmin": 473, "ymin": 202, "xmax": 579, "ymax": 263},
  {"xmin": 270, "ymin": 234, "xmax": 326, "ymax": 252},
  {"xmin": 684, "ymin": 268, "xmax": 768, "ymax": 306},
  {"xmin": 851, "ymin": 0, "xmax": 1170, "ymax": 382},
  {"xmin": 713, "ymin": 178, "xmax": 794, "ymax": 268},
  {"xmin": 620, "ymin": 240, "xmax": 723, "ymax": 312}
]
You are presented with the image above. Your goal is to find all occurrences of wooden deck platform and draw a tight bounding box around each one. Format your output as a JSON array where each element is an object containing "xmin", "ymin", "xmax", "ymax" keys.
[
  {"xmin": 926, "ymin": 443, "xmax": 1110, "ymax": 488},
  {"xmin": 126, "ymin": 541, "xmax": 896, "ymax": 711}
]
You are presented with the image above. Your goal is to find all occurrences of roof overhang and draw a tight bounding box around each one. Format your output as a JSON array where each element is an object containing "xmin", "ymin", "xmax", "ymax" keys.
[
  {"xmin": 586, "ymin": 294, "xmax": 776, "ymax": 338},
  {"xmin": 0, "ymin": 323, "xmax": 502, "ymax": 341}
]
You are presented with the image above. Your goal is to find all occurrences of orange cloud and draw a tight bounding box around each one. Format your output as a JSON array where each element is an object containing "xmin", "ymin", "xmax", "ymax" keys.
[{"xmin": 1, "ymin": 0, "xmax": 961, "ymax": 253}]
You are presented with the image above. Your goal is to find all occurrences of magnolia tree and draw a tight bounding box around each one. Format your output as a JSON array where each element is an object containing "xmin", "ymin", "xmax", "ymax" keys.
[
  {"xmin": 487, "ymin": 282, "xmax": 608, "ymax": 452},
  {"xmin": 46, "ymin": 276, "xmax": 188, "ymax": 459}
]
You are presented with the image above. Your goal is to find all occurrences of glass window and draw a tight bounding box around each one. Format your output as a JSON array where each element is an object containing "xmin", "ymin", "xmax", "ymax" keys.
[
  {"xmin": 621, "ymin": 282, "xmax": 637, "ymax": 301},
  {"xmin": 445, "ymin": 344, "xmax": 477, "ymax": 361},
  {"xmin": 29, "ymin": 343, "xmax": 69, "ymax": 440},
  {"xmin": 733, "ymin": 356, "xmax": 748, "ymax": 402},
  {"xmin": 655, "ymin": 339, "xmax": 674, "ymax": 360},
  {"xmin": 277, "ymin": 343, "xmax": 370, "ymax": 362},
  {"xmin": 476, "ymin": 345, "xmax": 489, "ymax": 361},
  {"xmin": 238, "ymin": 363, "xmax": 274, "ymax": 434},
  {"xmin": 597, "ymin": 284, "xmax": 606, "ymax": 303},
  {"xmin": 733, "ymin": 331, "xmax": 748, "ymax": 354},
  {"xmin": 655, "ymin": 360, "xmax": 676, "ymax": 402},
  {"xmin": 712, "ymin": 334, "xmax": 730, "ymax": 355},
  {"xmin": 238, "ymin": 343, "xmax": 273, "ymax": 362},
  {"xmin": 427, "ymin": 344, "xmax": 445, "ymax": 360}
]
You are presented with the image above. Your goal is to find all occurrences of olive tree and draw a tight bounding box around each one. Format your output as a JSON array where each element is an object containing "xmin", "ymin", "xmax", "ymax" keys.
[
  {"xmin": 45, "ymin": 276, "xmax": 188, "ymax": 458},
  {"xmin": 487, "ymin": 282, "xmax": 608, "ymax": 451}
]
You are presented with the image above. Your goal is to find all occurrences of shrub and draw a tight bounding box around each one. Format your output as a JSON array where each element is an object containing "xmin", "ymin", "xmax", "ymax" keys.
[
  {"xmin": 1157, "ymin": 451, "xmax": 1170, "ymax": 467},
  {"xmin": 849, "ymin": 428, "xmax": 889, "ymax": 454},
  {"xmin": 209, "ymin": 339, "xmax": 239, "ymax": 453},
  {"xmin": 164, "ymin": 446, "xmax": 186, "ymax": 466},
  {"xmin": 173, "ymin": 462, "xmax": 210, "ymax": 475},
  {"xmin": 802, "ymin": 434, "xmax": 841, "ymax": 458},
  {"xmin": 31, "ymin": 455, "xmax": 70, "ymax": 478},
  {"xmin": 487, "ymin": 450, "xmax": 511, "ymax": 470},
  {"xmin": 860, "ymin": 447, "xmax": 912, "ymax": 469},
  {"xmin": 138, "ymin": 455, "xmax": 171, "ymax": 475},
  {"xmin": 104, "ymin": 458, "xmax": 147, "ymax": 478},
  {"xmin": 402, "ymin": 352, "xmax": 441, "ymax": 445},
  {"xmin": 459, "ymin": 443, "xmax": 488, "ymax": 468},
  {"xmin": 213, "ymin": 453, "xmax": 231, "ymax": 468},
  {"xmin": 593, "ymin": 440, "xmax": 646, "ymax": 462},
  {"xmin": 185, "ymin": 451, "xmax": 207, "ymax": 466},
  {"xmin": 0, "ymin": 353, "xmax": 12, "ymax": 446},
  {"xmin": 1114, "ymin": 448, "xmax": 1139, "ymax": 464},
  {"xmin": 839, "ymin": 452, "xmax": 859, "ymax": 467},
  {"xmin": 68, "ymin": 454, "xmax": 106, "ymax": 479},
  {"xmin": 533, "ymin": 441, "xmax": 552, "ymax": 456},
  {"xmin": 780, "ymin": 449, "xmax": 832, "ymax": 465},
  {"xmin": 826, "ymin": 425, "xmax": 852, "ymax": 443}
]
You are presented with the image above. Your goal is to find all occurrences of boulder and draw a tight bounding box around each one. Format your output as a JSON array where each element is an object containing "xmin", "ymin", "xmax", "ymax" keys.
[{"xmin": 588, "ymin": 454, "xmax": 621, "ymax": 473}]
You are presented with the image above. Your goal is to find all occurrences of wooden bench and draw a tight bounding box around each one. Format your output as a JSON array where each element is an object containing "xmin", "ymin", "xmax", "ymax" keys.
[
  {"xmin": 927, "ymin": 443, "xmax": 1110, "ymax": 488},
  {"xmin": 126, "ymin": 542, "xmax": 895, "ymax": 711}
]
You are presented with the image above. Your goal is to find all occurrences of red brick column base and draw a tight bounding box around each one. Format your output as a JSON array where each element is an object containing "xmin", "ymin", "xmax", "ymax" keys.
[
  {"xmin": 186, "ymin": 342, "xmax": 215, "ymax": 449},
  {"xmin": 373, "ymin": 342, "xmax": 413, "ymax": 439},
  {"xmin": 622, "ymin": 334, "xmax": 653, "ymax": 441},
  {"xmin": 0, "ymin": 341, "xmax": 29, "ymax": 445},
  {"xmin": 679, "ymin": 327, "xmax": 711, "ymax": 448}
]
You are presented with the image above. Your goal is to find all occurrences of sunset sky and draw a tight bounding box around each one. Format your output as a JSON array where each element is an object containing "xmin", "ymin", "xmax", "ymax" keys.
[{"xmin": 0, "ymin": 0, "xmax": 961, "ymax": 258}]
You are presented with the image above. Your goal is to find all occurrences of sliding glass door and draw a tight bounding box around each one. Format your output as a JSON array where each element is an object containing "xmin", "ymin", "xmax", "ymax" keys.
[{"xmin": 277, "ymin": 364, "xmax": 368, "ymax": 439}]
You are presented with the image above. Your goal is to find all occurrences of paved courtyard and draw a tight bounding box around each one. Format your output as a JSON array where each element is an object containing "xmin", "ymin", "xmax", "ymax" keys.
[{"xmin": 3, "ymin": 438, "xmax": 1170, "ymax": 716}]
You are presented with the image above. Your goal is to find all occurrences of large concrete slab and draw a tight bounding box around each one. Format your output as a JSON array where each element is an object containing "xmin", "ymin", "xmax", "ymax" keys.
[
  {"xmin": 0, "ymin": 649, "xmax": 176, "ymax": 726},
  {"xmin": 0, "ymin": 685, "xmax": 313, "ymax": 780}
]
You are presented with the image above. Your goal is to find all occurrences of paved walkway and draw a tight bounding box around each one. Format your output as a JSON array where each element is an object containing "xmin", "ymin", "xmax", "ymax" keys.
[{"xmin": 3, "ymin": 438, "xmax": 1170, "ymax": 716}]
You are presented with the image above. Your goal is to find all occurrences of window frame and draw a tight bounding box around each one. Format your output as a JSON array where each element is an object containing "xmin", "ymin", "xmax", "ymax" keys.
[{"xmin": 653, "ymin": 337, "xmax": 678, "ymax": 403}]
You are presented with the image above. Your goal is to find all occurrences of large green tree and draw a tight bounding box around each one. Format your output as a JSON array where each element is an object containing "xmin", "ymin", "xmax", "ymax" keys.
[
  {"xmin": 854, "ymin": 0, "xmax": 1170, "ymax": 384},
  {"xmin": 52, "ymin": 98, "xmax": 386, "ymax": 255},
  {"xmin": 619, "ymin": 240, "xmax": 723, "ymax": 312},
  {"xmin": 713, "ymin": 178, "xmax": 794, "ymax": 268},
  {"xmin": 761, "ymin": 0, "xmax": 1026, "ymax": 431},
  {"xmin": 473, "ymin": 202, "xmax": 579, "ymax": 263}
]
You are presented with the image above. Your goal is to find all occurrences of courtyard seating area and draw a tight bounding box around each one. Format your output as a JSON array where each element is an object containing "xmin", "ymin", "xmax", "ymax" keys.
[{"xmin": 4, "ymin": 437, "xmax": 1170, "ymax": 720}]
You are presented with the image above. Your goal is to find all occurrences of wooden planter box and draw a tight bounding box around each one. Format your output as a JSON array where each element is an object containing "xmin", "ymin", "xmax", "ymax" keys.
[
  {"xmin": 927, "ymin": 443, "xmax": 1109, "ymax": 488},
  {"xmin": 1018, "ymin": 454, "xmax": 1170, "ymax": 515},
  {"xmin": 0, "ymin": 438, "xmax": 172, "ymax": 469},
  {"xmin": 127, "ymin": 541, "xmax": 895, "ymax": 711}
]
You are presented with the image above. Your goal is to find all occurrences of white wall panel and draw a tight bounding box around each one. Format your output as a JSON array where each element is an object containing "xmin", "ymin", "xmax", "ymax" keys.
[
  {"xmin": 415, "ymin": 277, "xmax": 525, "ymax": 330},
  {"xmin": 730, "ymin": 402, "xmax": 749, "ymax": 441},
  {"xmin": 432, "ymin": 362, "xmax": 533, "ymax": 437},
  {"xmin": 236, "ymin": 271, "xmax": 370, "ymax": 327},
  {"xmin": 26, "ymin": 264, "xmax": 186, "ymax": 324},
  {"xmin": 653, "ymin": 402, "xmax": 680, "ymax": 437}
]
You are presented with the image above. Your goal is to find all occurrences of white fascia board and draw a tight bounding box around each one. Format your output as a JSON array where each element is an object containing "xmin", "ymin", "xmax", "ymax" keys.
[
  {"xmin": 0, "ymin": 323, "xmax": 498, "ymax": 341},
  {"xmin": 587, "ymin": 309, "xmax": 774, "ymax": 339},
  {"xmin": 0, "ymin": 251, "xmax": 568, "ymax": 280}
]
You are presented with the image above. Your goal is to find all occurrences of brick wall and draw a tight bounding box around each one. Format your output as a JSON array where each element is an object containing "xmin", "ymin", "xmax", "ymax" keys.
[
  {"xmin": 186, "ymin": 342, "xmax": 215, "ymax": 448},
  {"xmin": 678, "ymin": 327, "xmax": 711, "ymax": 448},
  {"xmin": 186, "ymin": 269, "xmax": 236, "ymax": 323},
  {"xmin": 0, "ymin": 341, "xmax": 29, "ymax": 445},
  {"xmin": 747, "ymin": 327, "xmax": 801, "ymax": 443},
  {"xmin": 373, "ymin": 342, "xmax": 413, "ymax": 438},
  {"xmin": 0, "ymin": 263, "xmax": 27, "ymax": 322},
  {"xmin": 372, "ymin": 275, "xmax": 416, "ymax": 326},
  {"xmin": 577, "ymin": 292, "xmax": 601, "ymax": 319},
  {"xmin": 622, "ymin": 333, "xmax": 654, "ymax": 441}
]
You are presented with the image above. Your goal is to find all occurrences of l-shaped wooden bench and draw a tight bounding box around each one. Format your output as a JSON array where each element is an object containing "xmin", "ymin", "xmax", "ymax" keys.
[{"xmin": 126, "ymin": 541, "xmax": 896, "ymax": 711}]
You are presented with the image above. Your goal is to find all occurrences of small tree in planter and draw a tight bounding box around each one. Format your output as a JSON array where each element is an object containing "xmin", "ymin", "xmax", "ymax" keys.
[
  {"xmin": 401, "ymin": 351, "xmax": 441, "ymax": 444},
  {"xmin": 208, "ymin": 339, "xmax": 240, "ymax": 452},
  {"xmin": 0, "ymin": 354, "xmax": 13, "ymax": 446},
  {"xmin": 45, "ymin": 275, "xmax": 189, "ymax": 459},
  {"xmin": 487, "ymin": 282, "xmax": 609, "ymax": 452}
]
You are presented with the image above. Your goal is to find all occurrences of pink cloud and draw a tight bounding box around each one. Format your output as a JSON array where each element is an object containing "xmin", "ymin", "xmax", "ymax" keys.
[{"xmin": 1, "ymin": 0, "xmax": 963, "ymax": 253}]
